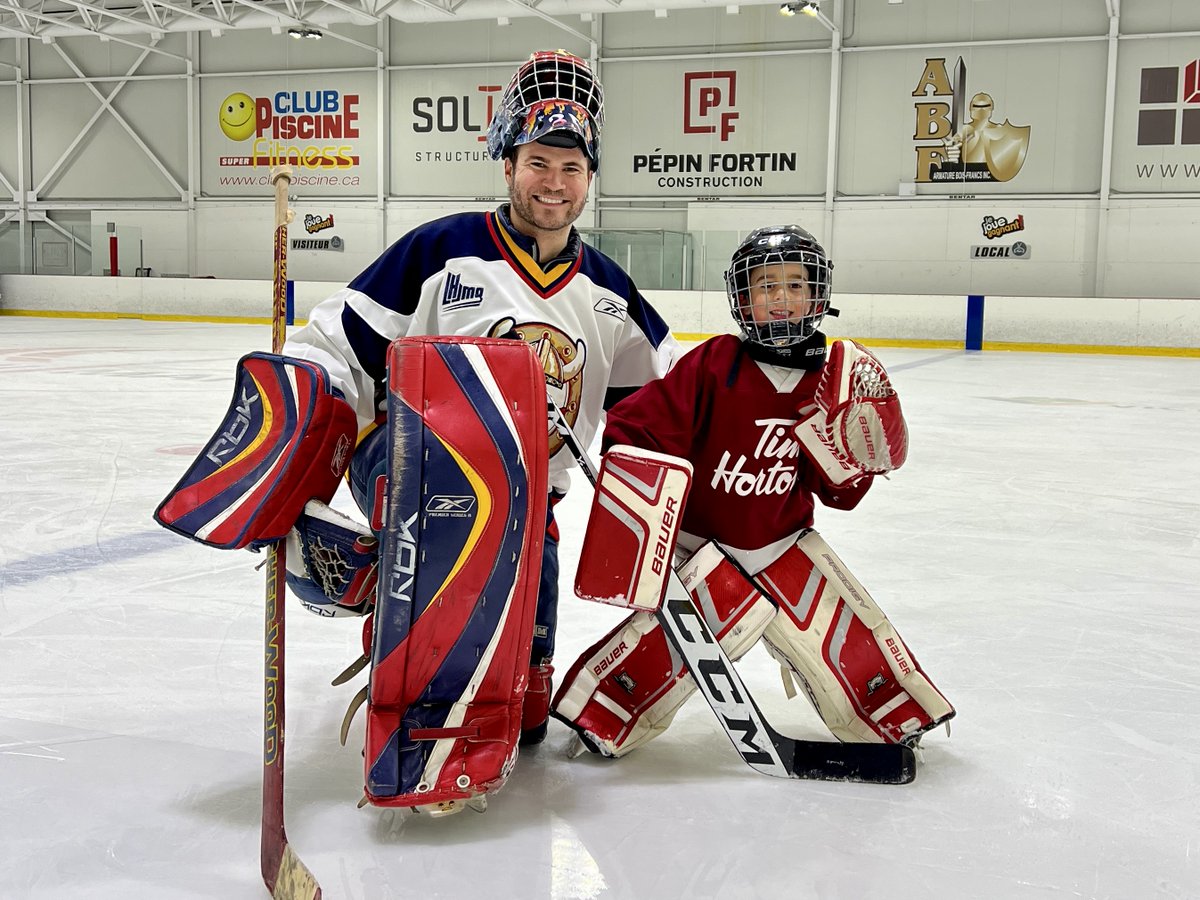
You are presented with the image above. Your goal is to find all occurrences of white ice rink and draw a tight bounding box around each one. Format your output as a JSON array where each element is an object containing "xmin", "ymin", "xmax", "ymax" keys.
[{"xmin": 1, "ymin": 317, "xmax": 1197, "ymax": 900}]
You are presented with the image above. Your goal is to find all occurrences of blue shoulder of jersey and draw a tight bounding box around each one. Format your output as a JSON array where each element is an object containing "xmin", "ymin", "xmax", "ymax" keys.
[
  {"xmin": 346, "ymin": 212, "xmax": 499, "ymax": 315},
  {"xmin": 577, "ymin": 242, "xmax": 672, "ymax": 348}
]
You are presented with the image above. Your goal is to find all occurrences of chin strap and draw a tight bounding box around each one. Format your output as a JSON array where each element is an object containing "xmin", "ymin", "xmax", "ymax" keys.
[{"xmin": 742, "ymin": 328, "xmax": 830, "ymax": 370}]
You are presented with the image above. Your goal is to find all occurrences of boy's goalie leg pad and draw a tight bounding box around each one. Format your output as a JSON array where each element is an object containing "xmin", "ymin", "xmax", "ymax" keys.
[
  {"xmin": 573, "ymin": 445, "xmax": 693, "ymax": 612},
  {"xmin": 553, "ymin": 541, "xmax": 776, "ymax": 757},
  {"xmin": 757, "ymin": 529, "xmax": 954, "ymax": 745},
  {"xmin": 155, "ymin": 353, "xmax": 357, "ymax": 548},
  {"xmin": 365, "ymin": 337, "xmax": 549, "ymax": 811}
]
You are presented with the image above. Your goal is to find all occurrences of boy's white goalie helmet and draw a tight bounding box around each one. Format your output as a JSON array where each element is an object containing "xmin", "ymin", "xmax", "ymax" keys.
[
  {"xmin": 724, "ymin": 225, "xmax": 833, "ymax": 348},
  {"xmin": 486, "ymin": 50, "xmax": 605, "ymax": 170}
]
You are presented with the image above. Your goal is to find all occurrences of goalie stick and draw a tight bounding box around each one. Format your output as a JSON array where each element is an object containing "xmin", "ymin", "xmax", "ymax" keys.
[
  {"xmin": 261, "ymin": 166, "xmax": 322, "ymax": 899},
  {"xmin": 549, "ymin": 400, "xmax": 916, "ymax": 785}
]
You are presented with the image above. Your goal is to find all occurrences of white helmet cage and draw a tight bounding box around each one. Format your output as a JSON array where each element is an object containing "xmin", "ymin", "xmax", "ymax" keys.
[
  {"xmin": 724, "ymin": 225, "xmax": 833, "ymax": 348},
  {"xmin": 486, "ymin": 50, "xmax": 605, "ymax": 169}
]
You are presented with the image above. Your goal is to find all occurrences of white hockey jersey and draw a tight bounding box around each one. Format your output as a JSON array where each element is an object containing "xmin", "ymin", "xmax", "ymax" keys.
[{"xmin": 283, "ymin": 207, "xmax": 680, "ymax": 491}]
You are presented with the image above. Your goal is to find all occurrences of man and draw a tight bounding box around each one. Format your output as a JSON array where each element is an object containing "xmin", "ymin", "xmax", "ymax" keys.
[{"xmin": 281, "ymin": 50, "xmax": 681, "ymax": 748}]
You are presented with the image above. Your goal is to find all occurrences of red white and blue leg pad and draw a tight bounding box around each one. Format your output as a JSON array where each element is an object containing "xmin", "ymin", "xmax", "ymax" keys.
[{"xmin": 364, "ymin": 337, "xmax": 549, "ymax": 814}]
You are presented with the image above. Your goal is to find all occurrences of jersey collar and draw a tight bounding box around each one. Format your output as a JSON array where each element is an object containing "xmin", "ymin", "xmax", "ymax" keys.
[{"xmin": 488, "ymin": 205, "xmax": 583, "ymax": 297}]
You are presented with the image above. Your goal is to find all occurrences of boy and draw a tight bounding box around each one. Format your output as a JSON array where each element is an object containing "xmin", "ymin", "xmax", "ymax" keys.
[{"xmin": 553, "ymin": 225, "xmax": 954, "ymax": 757}]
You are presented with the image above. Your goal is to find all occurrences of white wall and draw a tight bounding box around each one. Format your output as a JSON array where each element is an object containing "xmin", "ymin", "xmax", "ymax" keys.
[
  {"xmin": 4, "ymin": 2, "xmax": 1200, "ymax": 300},
  {"xmin": 48, "ymin": 194, "xmax": 1198, "ymax": 300},
  {"xmin": 105, "ymin": 200, "xmax": 602, "ymax": 282},
  {"xmin": 4, "ymin": 273, "xmax": 1198, "ymax": 351}
]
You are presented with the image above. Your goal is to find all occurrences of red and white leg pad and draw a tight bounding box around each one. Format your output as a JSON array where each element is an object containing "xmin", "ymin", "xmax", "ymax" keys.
[
  {"xmin": 757, "ymin": 529, "xmax": 954, "ymax": 745},
  {"xmin": 553, "ymin": 542, "xmax": 776, "ymax": 757}
]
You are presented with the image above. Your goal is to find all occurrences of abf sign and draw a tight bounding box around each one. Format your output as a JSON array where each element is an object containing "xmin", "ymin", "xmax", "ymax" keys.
[{"xmin": 912, "ymin": 57, "xmax": 1031, "ymax": 184}]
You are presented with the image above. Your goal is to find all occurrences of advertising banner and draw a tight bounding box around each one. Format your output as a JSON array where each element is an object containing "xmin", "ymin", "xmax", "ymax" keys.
[
  {"xmin": 201, "ymin": 73, "xmax": 377, "ymax": 197},
  {"xmin": 840, "ymin": 43, "xmax": 1106, "ymax": 196},
  {"xmin": 1112, "ymin": 39, "xmax": 1200, "ymax": 192},
  {"xmin": 599, "ymin": 55, "xmax": 830, "ymax": 198},
  {"xmin": 391, "ymin": 65, "xmax": 515, "ymax": 198}
]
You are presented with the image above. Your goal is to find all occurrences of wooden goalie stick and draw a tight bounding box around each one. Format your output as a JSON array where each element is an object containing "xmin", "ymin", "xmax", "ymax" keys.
[
  {"xmin": 261, "ymin": 166, "xmax": 322, "ymax": 899},
  {"xmin": 549, "ymin": 400, "xmax": 916, "ymax": 785}
]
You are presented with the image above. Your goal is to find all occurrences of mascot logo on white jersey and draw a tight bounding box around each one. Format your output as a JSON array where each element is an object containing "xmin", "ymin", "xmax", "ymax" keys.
[{"xmin": 491, "ymin": 317, "xmax": 586, "ymax": 456}]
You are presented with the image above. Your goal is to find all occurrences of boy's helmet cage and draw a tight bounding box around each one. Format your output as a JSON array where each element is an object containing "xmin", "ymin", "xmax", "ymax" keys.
[
  {"xmin": 724, "ymin": 225, "xmax": 833, "ymax": 348},
  {"xmin": 486, "ymin": 51, "xmax": 605, "ymax": 169}
]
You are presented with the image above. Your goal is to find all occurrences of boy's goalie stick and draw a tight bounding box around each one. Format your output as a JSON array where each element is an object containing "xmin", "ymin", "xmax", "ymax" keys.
[
  {"xmin": 261, "ymin": 166, "xmax": 322, "ymax": 899},
  {"xmin": 549, "ymin": 400, "xmax": 916, "ymax": 785}
]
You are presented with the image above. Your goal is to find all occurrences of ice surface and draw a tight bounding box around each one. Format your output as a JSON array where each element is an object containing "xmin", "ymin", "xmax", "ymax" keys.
[{"xmin": 1, "ymin": 319, "xmax": 1197, "ymax": 899}]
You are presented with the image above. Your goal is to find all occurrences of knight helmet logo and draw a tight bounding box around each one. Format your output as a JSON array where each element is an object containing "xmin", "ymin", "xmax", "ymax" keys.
[{"xmin": 912, "ymin": 57, "xmax": 1030, "ymax": 184}]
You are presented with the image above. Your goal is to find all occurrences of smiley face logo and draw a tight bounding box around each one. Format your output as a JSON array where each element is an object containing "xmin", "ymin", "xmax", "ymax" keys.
[{"xmin": 219, "ymin": 92, "xmax": 256, "ymax": 141}]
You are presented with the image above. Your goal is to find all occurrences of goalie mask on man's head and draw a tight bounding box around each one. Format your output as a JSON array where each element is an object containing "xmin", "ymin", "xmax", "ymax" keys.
[
  {"xmin": 486, "ymin": 50, "xmax": 605, "ymax": 170},
  {"xmin": 725, "ymin": 225, "xmax": 833, "ymax": 349}
]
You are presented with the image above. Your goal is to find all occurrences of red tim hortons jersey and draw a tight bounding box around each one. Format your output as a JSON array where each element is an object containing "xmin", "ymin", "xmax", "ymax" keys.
[{"xmin": 603, "ymin": 334, "xmax": 872, "ymax": 562}]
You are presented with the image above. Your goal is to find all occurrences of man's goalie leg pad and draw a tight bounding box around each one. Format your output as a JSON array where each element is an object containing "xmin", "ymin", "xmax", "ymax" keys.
[
  {"xmin": 364, "ymin": 337, "xmax": 549, "ymax": 812},
  {"xmin": 757, "ymin": 529, "xmax": 954, "ymax": 745},
  {"xmin": 285, "ymin": 500, "xmax": 378, "ymax": 618},
  {"xmin": 574, "ymin": 446, "xmax": 693, "ymax": 612},
  {"xmin": 553, "ymin": 541, "xmax": 776, "ymax": 757},
  {"xmin": 155, "ymin": 353, "xmax": 357, "ymax": 548}
]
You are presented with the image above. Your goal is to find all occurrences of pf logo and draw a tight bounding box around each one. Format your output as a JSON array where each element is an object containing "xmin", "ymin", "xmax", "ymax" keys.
[{"xmin": 684, "ymin": 71, "xmax": 738, "ymax": 141}]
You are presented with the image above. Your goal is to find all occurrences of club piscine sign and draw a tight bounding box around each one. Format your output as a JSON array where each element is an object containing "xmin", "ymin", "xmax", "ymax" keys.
[{"xmin": 217, "ymin": 90, "xmax": 361, "ymax": 168}]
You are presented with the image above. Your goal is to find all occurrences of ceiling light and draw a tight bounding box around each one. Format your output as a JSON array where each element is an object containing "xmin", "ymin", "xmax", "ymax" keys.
[{"xmin": 287, "ymin": 26, "xmax": 322, "ymax": 39}]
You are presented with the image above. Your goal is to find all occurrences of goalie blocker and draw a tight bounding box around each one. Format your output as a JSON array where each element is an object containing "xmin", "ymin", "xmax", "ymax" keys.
[
  {"xmin": 155, "ymin": 352, "xmax": 356, "ymax": 549},
  {"xmin": 573, "ymin": 445, "xmax": 694, "ymax": 612},
  {"xmin": 555, "ymin": 446, "xmax": 953, "ymax": 756},
  {"xmin": 362, "ymin": 336, "xmax": 549, "ymax": 815}
]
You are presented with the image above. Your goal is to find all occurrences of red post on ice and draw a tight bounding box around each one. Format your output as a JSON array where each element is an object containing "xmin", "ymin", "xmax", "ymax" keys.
[{"xmin": 108, "ymin": 231, "xmax": 118, "ymax": 277}]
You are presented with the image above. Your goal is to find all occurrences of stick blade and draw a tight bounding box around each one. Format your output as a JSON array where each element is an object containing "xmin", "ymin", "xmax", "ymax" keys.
[
  {"xmin": 790, "ymin": 740, "xmax": 916, "ymax": 784},
  {"xmin": 270, "ymin": 842, "xmax": 322, "ymax": 900}
]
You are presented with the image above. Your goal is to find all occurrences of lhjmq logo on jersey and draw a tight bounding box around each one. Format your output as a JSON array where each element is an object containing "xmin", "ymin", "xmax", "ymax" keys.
[
  {"xmin": 711, "ymin": 417, "xmax": 799, "ymax": 496},
  {"xmin": 442, "ymin": 272, "xmax": 485, "ymax": 309}
]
